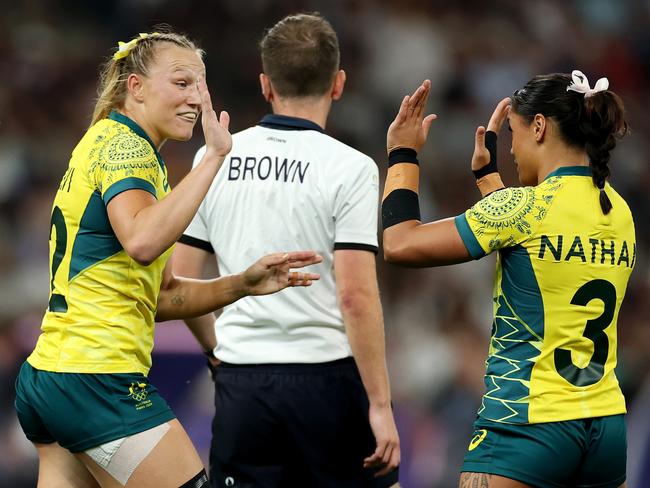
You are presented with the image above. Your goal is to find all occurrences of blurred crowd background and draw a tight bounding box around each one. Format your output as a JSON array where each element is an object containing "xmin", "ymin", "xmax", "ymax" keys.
[{"xmin": 1, "ymin": 0, "xmax": 649, "ymax": 486}]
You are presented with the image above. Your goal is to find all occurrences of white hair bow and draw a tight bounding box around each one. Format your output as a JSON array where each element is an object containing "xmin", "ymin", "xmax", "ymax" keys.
[{"xmin": 566, "ymin": 70, "xmax": 609, "ymax": 98}]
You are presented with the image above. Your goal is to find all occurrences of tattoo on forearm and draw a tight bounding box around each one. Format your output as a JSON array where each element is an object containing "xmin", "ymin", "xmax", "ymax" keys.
[
  {"xmin": 459, "ymin": 472, "xmax": 491, "ymax": 488},
  {"xmin": 171, "ymin": 295, "xmax": 185, "ymax": 306}
]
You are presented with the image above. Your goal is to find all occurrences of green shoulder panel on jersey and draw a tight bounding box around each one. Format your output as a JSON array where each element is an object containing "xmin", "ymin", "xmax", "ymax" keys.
[
  {"xmin": 454, "ymin": 214, "xmax": 485, "ymax": 259},
  {"xmin": 103, "ymin": 177, "xmax": 157, "ymax": 205},
  {"xmin": 69, "ymin": 190, "xmax": 122, "ymax": 281},
  {"xmin": 480, "ymin": 245, "xmax": 544, "ymax": 423}
]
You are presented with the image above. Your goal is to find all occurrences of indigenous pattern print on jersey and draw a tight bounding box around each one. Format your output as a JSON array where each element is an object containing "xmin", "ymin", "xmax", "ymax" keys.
[
  {"xmin": 28, "ymin": 111, "xmax": 172, "ymax": 375},
  {"xmin": 455, "ymin": 167, "xmax": 635, "ymax": 424}
]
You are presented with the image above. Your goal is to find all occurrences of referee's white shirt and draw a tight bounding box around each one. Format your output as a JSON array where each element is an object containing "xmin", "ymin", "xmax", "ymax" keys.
[{"xmin": 181, "ymin": 114, "xmax": 379, "ymax": 364}]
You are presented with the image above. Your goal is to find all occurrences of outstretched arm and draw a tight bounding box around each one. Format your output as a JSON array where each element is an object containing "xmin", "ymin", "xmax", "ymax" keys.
[
  {"xmin": 156, "ymin": 251, "xmax": 322, "ymax": 321},
  {"xmin": 170, "ymin": 243, "xmax": 218, "ymax": 355},
  {"xmin": 381, "ymin": 80, "xmax": 470, "ymax": 267},
  {"xmin": 381, "ymin": 82, "xmax": 510, "ymax": 267}
]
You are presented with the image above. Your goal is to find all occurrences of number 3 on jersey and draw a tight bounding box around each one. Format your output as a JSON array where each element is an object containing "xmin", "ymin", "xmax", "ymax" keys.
[
  {"xmin": 48, "ymin": 205, "xmax": 68, "ymax": 312},
  {"xmin": 554, "ymin": 279, "xmax": 616, "ymax": 387}
]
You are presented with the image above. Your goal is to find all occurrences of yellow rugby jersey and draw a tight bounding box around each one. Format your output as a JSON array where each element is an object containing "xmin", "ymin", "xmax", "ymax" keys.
[
  {"xmin": 455, "ymin": 166, "xmax": 635, "ymax": 424},
  {"xmin": 28, "ymin": 111, "xmax": 172, "ymax": 375}
]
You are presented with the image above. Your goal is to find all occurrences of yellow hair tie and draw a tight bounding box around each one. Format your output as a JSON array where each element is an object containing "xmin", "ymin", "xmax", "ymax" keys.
[{"xmin": 113, "ymin": 32, "xmax": 160, "ymax": 60}]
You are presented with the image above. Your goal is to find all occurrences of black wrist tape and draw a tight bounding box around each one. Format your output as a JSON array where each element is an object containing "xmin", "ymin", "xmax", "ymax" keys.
[
  {"xmin": 382, "ymin": 189, "xmax": 421, "ymax": 229},
  {"xmin": 473, "ymin": 130, "xmax": 498, "ymax": 179},
  {"xmin": 388, "ymin": 148, "xmax": 419, "ymax": 167}
]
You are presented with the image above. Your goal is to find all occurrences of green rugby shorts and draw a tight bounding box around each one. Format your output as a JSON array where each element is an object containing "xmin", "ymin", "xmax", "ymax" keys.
[
  {"xmin": 462, "ymin": 415, "xmax": 626, "ymax": 488},
  {"xmin": 14, "ymin": 361, "xmax": 175, "ymax": 452}
]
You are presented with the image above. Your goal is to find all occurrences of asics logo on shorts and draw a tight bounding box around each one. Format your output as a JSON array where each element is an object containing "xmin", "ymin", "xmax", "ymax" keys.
[{"xmin": 468, "ymin": 429, "xmax": 488, "ymax": 451}]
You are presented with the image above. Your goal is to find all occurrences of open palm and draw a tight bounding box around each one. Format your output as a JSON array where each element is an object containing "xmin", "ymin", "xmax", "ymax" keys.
[
  {"xmin": 243, "ymin": 251, "xmax": 322, "ymax": 296},
  {"xmin": 198, "ymin": 77, "xmax": 232, "ymax": 159}
]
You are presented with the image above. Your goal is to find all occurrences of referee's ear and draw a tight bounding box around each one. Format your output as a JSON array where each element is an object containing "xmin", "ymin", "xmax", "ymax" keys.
[
  {"xmin": 260, "ymin": 73, "xmax": 273, "ymax": 103},
  {"xmin": 331, "ymin": 69, "xmax": 346, "ymax": 101}
]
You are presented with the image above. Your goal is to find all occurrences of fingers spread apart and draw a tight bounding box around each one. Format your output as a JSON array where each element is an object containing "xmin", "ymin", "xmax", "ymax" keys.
[{"xmin": 287, "ymin": 271, "xmax": 320, "ymax": 286}]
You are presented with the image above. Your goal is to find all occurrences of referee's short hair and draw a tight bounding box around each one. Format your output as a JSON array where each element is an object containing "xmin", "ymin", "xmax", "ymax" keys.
[{"xmin": 260, "ymin": 13, "xmax": 340, "ymax": 98}]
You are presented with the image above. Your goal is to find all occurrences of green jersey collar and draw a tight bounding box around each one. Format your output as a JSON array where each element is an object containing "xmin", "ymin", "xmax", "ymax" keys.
[{"xmin": 544, "ymin": 166, "xmax": 592, "ymax": 180}]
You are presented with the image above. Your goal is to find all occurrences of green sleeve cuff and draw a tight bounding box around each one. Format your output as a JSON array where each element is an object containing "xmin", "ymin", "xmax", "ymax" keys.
[
  {"xmin": 454, "ymin": 214, "xmax": 486, "ymax": 259},
  {"xmin": 103, "ymin": 177, "xmax": 157, "ymax": 205}
]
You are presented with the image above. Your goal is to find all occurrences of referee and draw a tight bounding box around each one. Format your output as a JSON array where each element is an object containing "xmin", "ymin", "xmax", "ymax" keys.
[{"xmin": 173, "ymin": 13, "xmax": 400, "ymax": 488}]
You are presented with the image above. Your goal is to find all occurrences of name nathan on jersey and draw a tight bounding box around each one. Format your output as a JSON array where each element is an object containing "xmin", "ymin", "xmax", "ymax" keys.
[
  {"xmin": 538, "ymin": 234, "xmax": 636, "ymax": 268},
  {"xmin": 228, "ymin": 156, "xmax": 310, "ymax": 183}
]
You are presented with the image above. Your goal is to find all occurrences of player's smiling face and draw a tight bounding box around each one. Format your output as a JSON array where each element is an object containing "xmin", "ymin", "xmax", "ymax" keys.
[
  {"xmin": 508, "ymin": 111, "xmax": 538, "ymax": 186},
  {"xmin": 140, "ymin": 44, "xmax": 205, "ymax": 146}
]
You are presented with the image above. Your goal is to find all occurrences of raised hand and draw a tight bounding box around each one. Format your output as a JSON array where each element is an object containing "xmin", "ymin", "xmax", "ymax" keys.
[
  {"xmin": 387, "ymin": 79, "xmax": 437, "ymax": 154},
  {"xmin": 242, "ymin": 251, "xmax": 323, "ymax": 296},
  {"xmin": 471, "ymin": 97, "xmax": 510, "ymax": 173},
  {"xmin": 198, "ymin": 77, "xmax": 232, "ymax": 159}
]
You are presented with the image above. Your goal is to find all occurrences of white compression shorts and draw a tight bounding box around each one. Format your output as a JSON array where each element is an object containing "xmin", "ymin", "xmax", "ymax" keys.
[{"xmin": 84, "ymin": 422, "xmax": 170, "ymax": 486}]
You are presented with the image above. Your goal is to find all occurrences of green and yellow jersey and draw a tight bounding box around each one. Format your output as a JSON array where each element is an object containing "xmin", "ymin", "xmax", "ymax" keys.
[
  {"xmin": 455, "ymin": 166, "xmax": 635, "ymax": 424},
  {"xmin": 28, "ymin": 111, "xmax": 172, "ymax": 376}
]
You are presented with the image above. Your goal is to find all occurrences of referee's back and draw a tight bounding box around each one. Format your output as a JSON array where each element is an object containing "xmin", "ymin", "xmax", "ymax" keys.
[{"xmin": 184, "ymin": 114, "xmax": 379, "ymax": 364}]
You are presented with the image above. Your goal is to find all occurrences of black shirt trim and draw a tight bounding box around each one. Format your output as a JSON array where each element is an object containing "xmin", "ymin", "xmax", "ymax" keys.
[
  {"xmin": 334, "ymin": 242, "xmax": 379, "ymax": 254},
  {"xmin": 178, "ymin": 234, "xmax": 214, "ymax": 254}
]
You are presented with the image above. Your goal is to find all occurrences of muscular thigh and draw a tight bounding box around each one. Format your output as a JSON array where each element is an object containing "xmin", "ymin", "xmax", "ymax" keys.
[
  {"xmin": 35, "ymin": 442, "xmax": 99, "ymax": 488},
  {"xmin": 78, "ymin": 419, "xmax": 205, "ymax": 488}
]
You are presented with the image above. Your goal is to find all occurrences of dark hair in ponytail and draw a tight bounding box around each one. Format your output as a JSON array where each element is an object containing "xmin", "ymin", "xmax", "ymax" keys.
[{"xmin": 510, "ymin": 73, "xmax": 629, "ymax": 214}]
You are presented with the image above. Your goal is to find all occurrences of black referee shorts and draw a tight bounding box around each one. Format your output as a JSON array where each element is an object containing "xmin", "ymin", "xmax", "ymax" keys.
[{"xmin": 209, "ymin": 357, "xmax": 399, "ymax": 488}]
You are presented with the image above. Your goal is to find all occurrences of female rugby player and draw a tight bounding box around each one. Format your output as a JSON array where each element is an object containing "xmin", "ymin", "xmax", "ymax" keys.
[
  {"xmin": 382, "ymin": 72, "xmax": 632, "ymax": 488},
  {"xmin": 15, "ymin": 30, "xmax": 320, "ymax": 488}
]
